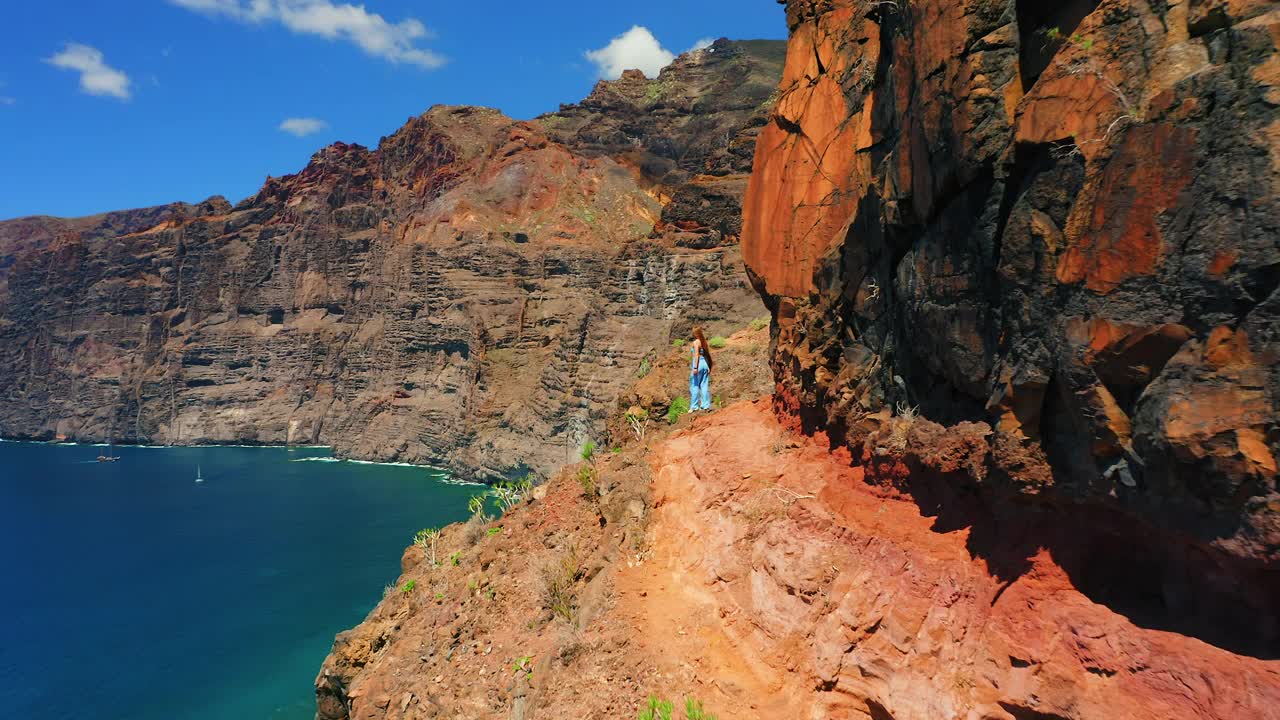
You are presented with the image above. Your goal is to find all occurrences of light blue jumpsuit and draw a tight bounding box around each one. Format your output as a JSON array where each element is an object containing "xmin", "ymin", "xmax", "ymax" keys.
[{"xmin": 689, "ymin": 342, "xmax": 711, "ymax": 411}]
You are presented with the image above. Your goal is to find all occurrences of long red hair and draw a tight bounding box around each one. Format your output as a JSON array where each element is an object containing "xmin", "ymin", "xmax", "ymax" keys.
[{"xmin": 692, "ymin": 326, "xmax": 713, "ymax": 371}]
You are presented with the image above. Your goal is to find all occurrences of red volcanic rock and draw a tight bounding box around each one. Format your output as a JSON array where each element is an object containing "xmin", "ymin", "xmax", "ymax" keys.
[
  {"xmin": 741, "ymin": 5, "xmax": 866, "ymax": 298},
  {"xmin": 634, "ymin": 403, "xmax": 1280, "ymax": 719},
  {"xmin": 742, "ymin": 0, "xmax": 1280, "ymax": 691},
  {"xmin": 1056, "ymin": 124, "xmax": 1197, "ymax": 293}
]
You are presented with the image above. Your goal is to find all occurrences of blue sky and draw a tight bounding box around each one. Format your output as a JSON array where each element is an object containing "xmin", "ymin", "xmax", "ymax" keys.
[{"xmin": 0, "ymin": 1, "xmax": 785, "ymax": 220}]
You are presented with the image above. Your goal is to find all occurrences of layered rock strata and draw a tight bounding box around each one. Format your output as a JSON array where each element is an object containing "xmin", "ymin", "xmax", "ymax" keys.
[{"xmin": 0, "ymin": 40, "xmax": 783, "ymax": 481}]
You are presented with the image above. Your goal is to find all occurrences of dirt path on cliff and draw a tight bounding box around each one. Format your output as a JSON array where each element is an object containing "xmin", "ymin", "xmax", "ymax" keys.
[
  {"xmin": 615, "ymin": 401, "xmax": 1280, "ymax": 720},
  {"xmin": 315, "ymin": 390, "xmax": 1278, "ymax": 720},
  {"xmin": 616, "ymin": 401, "xmax": 815, "ymax": 717}
]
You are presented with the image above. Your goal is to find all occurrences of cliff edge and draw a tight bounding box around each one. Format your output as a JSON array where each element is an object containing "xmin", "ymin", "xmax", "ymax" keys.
[{"xmin": 317, "ymin": 2, "xmax": 1279, "ymax": 718}]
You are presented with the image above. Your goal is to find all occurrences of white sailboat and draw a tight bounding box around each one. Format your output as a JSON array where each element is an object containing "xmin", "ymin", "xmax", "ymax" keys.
[{"xmin": 97, "ymin": 442, "xmax": 119, "ymax": 463}]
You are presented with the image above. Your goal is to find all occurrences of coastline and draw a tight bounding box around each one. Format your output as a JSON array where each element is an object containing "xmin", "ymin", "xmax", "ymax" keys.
[{"xmin": 0, "ymin": 437, "xmax": 483, "ymax": 484}]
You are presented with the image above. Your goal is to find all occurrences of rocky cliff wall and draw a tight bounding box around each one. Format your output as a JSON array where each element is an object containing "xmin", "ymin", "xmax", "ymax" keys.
[
  {"xmin": 0, "ymin": 40, "xmax": 783, "ymax": 482},
  {"xmin": 311, "ymin": 8, "xmax": 1279, "ymax": 716},
  {"xmin": 743, "ymin": 0, "xmax": 1279, "ymax": 666}
]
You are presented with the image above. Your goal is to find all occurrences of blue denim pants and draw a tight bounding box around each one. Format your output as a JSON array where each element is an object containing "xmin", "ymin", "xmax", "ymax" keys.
[{"xmin": 689, "ymin": 358, "xmax": 711, "ymax": 411}]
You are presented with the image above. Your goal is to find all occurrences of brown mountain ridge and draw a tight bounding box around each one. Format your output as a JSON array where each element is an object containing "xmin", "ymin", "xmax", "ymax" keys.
[{"xmin": 0, "ymin": 39, "xmax": 783, "ymax": 483}]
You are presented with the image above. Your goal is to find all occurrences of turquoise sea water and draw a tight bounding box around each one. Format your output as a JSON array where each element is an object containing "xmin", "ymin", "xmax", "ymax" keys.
[{"xmin": 0, "ymin": 441, "xmax": 474, "ymax": 720}]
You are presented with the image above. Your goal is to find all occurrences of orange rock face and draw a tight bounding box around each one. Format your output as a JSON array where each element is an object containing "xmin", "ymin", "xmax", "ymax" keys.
[
  {"xmin": 742, "ymin": 0, "xmax": 1280, "ymax": 706},
  {"xmin": 1057, "ymin": 124, "xmax": 1197, "ymax": 293},
  {"xmin": 742, "ymin": 5, "xmax": 869, "ymax": 298},
  {"xmin": 636, "ymin": 404, "xmax": 1280, "ymax": 719}
]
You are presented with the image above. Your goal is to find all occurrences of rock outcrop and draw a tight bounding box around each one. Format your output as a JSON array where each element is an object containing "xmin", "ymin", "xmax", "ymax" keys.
[
  {"xmin": 744, "ymin": 0, "xmax": 1279, "ymax": 647},
  {"xmin": 314, "ymin": 328, "xmax": 778, "ymax": 720},
  {"xmin": 317, "ymin": 5, "xmax": 1280, "ymax": 719},
  {"xmin": 0, "ymin": 40, "xmax": 783, "ymax": 482}
]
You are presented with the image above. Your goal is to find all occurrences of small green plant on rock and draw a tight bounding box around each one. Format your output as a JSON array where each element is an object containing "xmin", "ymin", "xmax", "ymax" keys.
[
  {"xmin": 400, "ymin": 580, "xmax": 416, "ymax": 594},
  {"xmin": 413, "ymin": 527, "xmax": 441, "ymax": 566},
  {"xmin": 512, "ymin": 655, "xmax": 534, "ymax": 678},
  {"xmin": 708, "ymin": 336, "xmax": 727, "ymax": 349},
  {"xmin": 449, "ymin": 551, "xmax": 462, "ymax": 567},
  {"xmin": 580, "ymin": 441, "xmax": 596, "ymax": 462},
  {"xmin": 636, "ymin": 697, "xmax": 718, "ymax": 720},
  {"xmin": 491, "ymin": 476, "xmax": 532, "ymax": 514},
  {"xmin": 685, "ymin": 698, "xmax": 718, "ymax": 720},
  {"xmin": 672, "ymin": 338, "xmax": 686, "ymax": 348},
  {"xmin": 638, "ymin": 697, "xmax": 674, "ymax": 720},
  {"xmin": 468, "ymin": 493, "xmax": 491, "ymax": 523},
  {"xmin": 486, "ymin": 526, "xmax": 502, "ymax": 536},
  {"xmin": 626, "ymin": 406, "xmax": 650, "ymax": 441},
  {"xmin": 577, "ymin": 465, "xmax": 597, "ymax": 499},
  {"xmin": 540, "ymin": 545, "xmax": 583, "ymax": 625},
  {"xmin": 667, "ymin": 396, "xmax": 690, "ymax": 425},
  {"xmin": 750, "ymin": 315, "xmax": 770, "ymax": 332},
  {"xmin": 637, "ymin": 358, "xmax": 652, "ymax": 378}
]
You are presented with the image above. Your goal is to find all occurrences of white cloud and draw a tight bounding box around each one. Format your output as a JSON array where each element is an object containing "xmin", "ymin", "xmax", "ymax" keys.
[
  {"xmin": 688, "ymin": 37, "xmax": 715, "ymax": 52},
  {"xmin": 169, "ymin": 0, "xmax": 445, "ymax": 69},
  {"xmin": 585, "ymin": 26, "xmax": 674, "ymax": 79},
  {"xmin": 44, "ymin": 43, "xmax": 131, "ymax": 100},
  {"xmin": 279, "ymin": 117, "xmax": 327, "ymax": 136}
]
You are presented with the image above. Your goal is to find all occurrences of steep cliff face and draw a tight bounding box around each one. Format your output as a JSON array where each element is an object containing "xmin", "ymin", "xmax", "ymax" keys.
[
  {"xmin": 313, "ymin": 8, "xmax": 1279, "ymax": 717},
  {"xmin": 744, "ymin": 0, "xmax": 1279, "ymax": 657},
  {"xmin": 0, "ymin": 40, "xmax": 783, "ymax": 481}
]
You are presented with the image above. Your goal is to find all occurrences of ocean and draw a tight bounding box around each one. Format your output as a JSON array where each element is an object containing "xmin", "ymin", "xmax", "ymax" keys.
[{"xmin": 0, "ymin": 441, "xmax": 475, "ymax": 720}]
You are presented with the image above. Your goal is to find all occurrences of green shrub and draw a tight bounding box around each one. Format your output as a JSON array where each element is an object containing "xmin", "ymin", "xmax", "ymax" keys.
[
  {"xmin": 413, "ymin": 527, "xmax": 441, "ymax": 565},
  {"xmin": 626, "ymin": 407, "xmax": 650, "ymax": 440},
  {"xmin": 467, "ymin": 493, "xmax": 491, "ymax": 523},
  {"xmin": 580, "ymin": 441, "xmax": 596, "ymax": 462},
  {"xmin": 708, "ymin": 336, "xmax": 727, "ymax": 349},
  {"xmin": 637, "ymin": 358, "xmax": 652, "ymax": 378},
  {"xmin": 667, "ymin": 396, "xmax": 689, "ymax": 425},
  {"xmin": 491, "ymin": 476, "xmax": 533, "ymax": 514},
  {"xmin": 450, "ymin": 551, "xmax": 462, "ymax": 567},
  {"xmin": 400, "ymin": 580, "xmax": 416, "ymax": 594},
  {"xmin": 486, "ymin": 527, "xmax": 502, "ymax": 536},
  {"xmin": 540, "ymin": 546, "xmax": 583, "ymax": 624},
  {"xmin": 512, "ymin": 655, "xmax": 533, "ymax": 677},
  {"xmin": 638, "ymin": 697, "xmax": 674, "ymax": 720},
  {"xmin": 577, "ymin": 465, "xmax": 597, "ymax": 499},
  {"xmin": 749, "ymin": 315, "xmax": 770, "ymax": 332},
  {"xmin": 636, "ymin": 697, "xmax": 718, "ymax": 720},
  {"xmin": 685, "ymin": 698, "xmax": 718, "ymax": 720},
  {"xmin": 672, "ymin": 338, "xmax": 686, "ymax": 348}
]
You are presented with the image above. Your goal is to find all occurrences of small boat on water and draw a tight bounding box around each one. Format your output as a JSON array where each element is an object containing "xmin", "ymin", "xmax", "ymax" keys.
[
  {"xmin": 97, "ymin": 443, "xmax": 119, "ymax": 463},
  {"xmin": 196, "ymin": 466, "xmax": 204, "ymax": 483}
]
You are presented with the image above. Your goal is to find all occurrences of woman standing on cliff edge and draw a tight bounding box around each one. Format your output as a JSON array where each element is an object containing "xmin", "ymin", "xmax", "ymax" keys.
[{"xmin": 690, "ymin": 327, "xmax": 714, "ymax": 412}]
